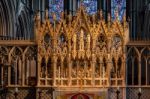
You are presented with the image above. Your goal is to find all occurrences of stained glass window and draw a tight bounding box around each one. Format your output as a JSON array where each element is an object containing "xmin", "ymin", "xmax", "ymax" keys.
[
  {"xmin": 49, "ymin": 0, "xmax": 64, "ymax": 20},
  {"xmin": 79, "ymin": 0, "xmax": 97, "ymax": 15},
  {"xmin": 111, "ymin": 0, "xmax": 126, "ymax": 21}
]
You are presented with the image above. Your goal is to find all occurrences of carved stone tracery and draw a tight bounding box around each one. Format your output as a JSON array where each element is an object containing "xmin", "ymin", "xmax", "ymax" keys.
[{"xmin": 35, "ymin": 8, "xmax": 129, "ymax": 88}]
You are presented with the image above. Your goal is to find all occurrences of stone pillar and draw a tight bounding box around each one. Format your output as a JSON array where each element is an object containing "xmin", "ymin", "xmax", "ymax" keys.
[
  {"xmin": 92, "ymin": 54, "xmax": 96, "ymax": 86},
  {"xmin": 68, "ymin": 54, "xmax": 72, "ymax": 86},
  {"xmin": 60, "ymin": 58, "xmax": 64, "ymax": 85},
  {"xmin": 122, "ymin": 54, "xmax": 126, "ymax": 86},
  {"xmin": 107, "ymin": 53, "xmax": 111, "ymax": 86},
  {"xmin": 1, "ymin": 64, "xmax": 3, "ymax": 85},
  {"xmin": 139, "ymin": 56, "xmax": 141, "ymax": 85},
  {"xmin": 37, "ymin": 57, "xmax": 41, "ymax": 86},
  {"xmin": 22, "ymin": 58, "xmax": 25, "ymax": 86},
  {"xmin": 53, "ymin": 55, "xmax": 57, "ymax": 86}
]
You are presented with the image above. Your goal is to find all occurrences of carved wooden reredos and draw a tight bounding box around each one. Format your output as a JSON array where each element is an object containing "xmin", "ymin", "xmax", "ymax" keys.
[{"xmin": 34, "ymin": 7, "xmax": 129, "ymax": 87}]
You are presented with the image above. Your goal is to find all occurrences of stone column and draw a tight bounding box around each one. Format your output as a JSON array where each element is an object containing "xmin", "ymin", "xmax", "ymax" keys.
[
  {"xmin": 53, "ymin": 55, "xmax": 57, "ymax": 86},
  {"xmin": 68, "ymin": 54, "xmax": 72, "ymax": 86},
  {"xmin": 22, "ymin": 57, "xmax": 25, "ymax": 86},
  {"xmin": 37, "ymin": 57, "xmax": 41, "ymax": 86},
  {"xmin": 138, "ymin": 56, "xmax": 141, "ymax": 85},
  {"xmin": 1, "ymin": 64, "xmax": 3, "ymax": 85},
  {"xmin": 92, "ymin": 54, "xmax": 96, "ymax": 86}
]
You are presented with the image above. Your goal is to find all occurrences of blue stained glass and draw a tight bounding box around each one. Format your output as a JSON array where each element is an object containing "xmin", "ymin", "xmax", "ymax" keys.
[
  {"xmin": 111, "ymin": 0, "xmax": 126, "ymax": 21},
  {"xmin": 80, "ymin": 0, "xmax": 97, "ymax": 15},
  {"xmin": 49, "ymin": 0, "xmax": 64, "ymax": 20}
]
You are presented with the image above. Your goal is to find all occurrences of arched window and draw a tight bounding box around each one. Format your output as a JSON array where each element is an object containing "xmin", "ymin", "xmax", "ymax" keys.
[
  {"xmin": 111, "ymin": 0, "xmax": 126, "ymax": 20},
  {"xmin": 49, "ymin": 0, "xmax": 64, "ymax": 20},
  {"xmin": 78, "ymin": 0, "xmax": 97, "ymax": 14}
]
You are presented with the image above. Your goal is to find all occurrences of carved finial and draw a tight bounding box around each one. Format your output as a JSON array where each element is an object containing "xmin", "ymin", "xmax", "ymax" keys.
[
  {"xmin": 108, "ymin": 13, "xmax": 111, "ymax": 22},
  {"xmin": 100, "ymin": 9, "xmax": 103, "ymax": 20},
  {"xmin": 34, "ymin": 11, "xmax": 40, "ymax": 27},
  {"xmin": 52, "ymin": 13, "xmax": 56, "ymax": 21},
  {"xmin": 123, "ymin": 11, "xmax": 127, "ymax": 30},
  {"xmin": 80, "ymin": 29, "xmax": 84, "ymax": 38},
  {"xmin": 36, "ymin": 11, "xmax": 40, "ymax": 21},
  {"xmin": 60, "ymin": 12, "xmax": 64, "ymax": 19},
  {"xmin": 108, "ymin": 13, "xmax": 111, "ymax": 28},
  {"xmin": 92, "ymin": 14, "xmax": 95, "ymax": 23},
  {"xmin": 123, "ymin": 11, "xmax": 126, "ymax": 22},
  {"xmin": 68, "ymin": 12, "xmax": 72, "ymax": 22},
  {"xmin": 45, "ymin": 9, "xmax": 49, "ymax": 19},
  {"xmin": 115, "ymin": 9, "xmax": 119, "ymax": 20}
]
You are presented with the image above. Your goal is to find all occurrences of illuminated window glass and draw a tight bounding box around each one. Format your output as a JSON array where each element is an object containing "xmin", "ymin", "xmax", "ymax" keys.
[
  {"xmin": 49, "ymin": 0, "xmax": 64, "ymax": 20},
  {"xmin": 111, "ymin": 0, "xmax": 126, "ymax": 21},
  {"xmin": 80, "ymin": 0, "xmax": 97, "ymax": 15}
]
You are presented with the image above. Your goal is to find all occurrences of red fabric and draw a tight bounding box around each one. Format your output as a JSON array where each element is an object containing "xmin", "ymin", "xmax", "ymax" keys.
[{"xmin": 70, "ymin": 93, "xmax": 90, "ymax": 99}]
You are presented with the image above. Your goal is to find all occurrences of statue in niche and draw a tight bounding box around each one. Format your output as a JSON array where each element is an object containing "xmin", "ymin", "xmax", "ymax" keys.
[
  {"xmin": 95, "ymin": 69, "xmax": 100, "ymax": 78},
  {"xmin": 80, "ymin": 29, "xmax": 84, "ymax": 50},
  {"xmin": 113, "ymin": 36, "xmax": 121, "ymax": 50},
  {"xmin": 78, "ymin": 67, "xmax": 84, "ymax": 78},
  {"xmin": 86, "ymin": 66, "xmax": 91, "ymax": 78},
  {"xmin": 97, "ymin": 35, "xmax": 106, "ymax": 49},
  {"xmin": 86, "ymin": 34, "xmax": 91, "ymax": 49},
  {"xmin": 72, "ymin": 67, "xmax": 77, "ymax": 78},
  {"xmin": 72, "ymin": 34, "xmax": 77, "ymax": 50},
  {"xmin": 41, "ymin": 66, "xmax": 46, "ymax": 78},
  {"xmin": 56, "ymin": 69, "xmax": 59, "ymax": 78}
]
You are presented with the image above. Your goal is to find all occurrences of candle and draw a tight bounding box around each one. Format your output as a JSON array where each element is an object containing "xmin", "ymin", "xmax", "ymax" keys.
[
  {"xmin": 15, "ymin": 87, "xmax": 18, "ymax": 93},
  {"xmin": 1, "ymin": 80, "xmax": 4, "ymax": 85},
  {"xmin": 117, "ymin": 86, "xmax": 120, "ymax": 91},
  {"xmin": 139, "ymin": 88, "xmax": 141, "ymax": 93}
]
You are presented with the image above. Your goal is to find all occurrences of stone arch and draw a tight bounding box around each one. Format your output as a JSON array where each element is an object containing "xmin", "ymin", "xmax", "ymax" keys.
[
  {"xmin": 24, "ymin": 47, "xmax": 36, "ymax": 85},
  {"xmin": 141, "ymin": 47, "xmax": 150, "ymax": 85},
  {"xmin": 127, "ymin": 47, "xmax": 140, "ymax": 58},
  {"xmin": 127, "ymin": 47, "xmax": 140, "ymax": 85}
]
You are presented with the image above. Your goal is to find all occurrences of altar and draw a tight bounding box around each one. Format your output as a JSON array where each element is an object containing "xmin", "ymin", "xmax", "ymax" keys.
[{"xmin": 53, "ymin": 88, "xmax": 108, "ymax": 99}]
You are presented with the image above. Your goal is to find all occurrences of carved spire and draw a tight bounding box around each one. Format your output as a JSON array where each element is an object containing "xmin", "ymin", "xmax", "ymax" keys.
[
  {"xmin": 108, "ymin": 13, "xmax": 111, "ymax": 29},
  {"xmin": 60, "ymin": 11, "xmax": 64, "ymax": 20},
  {"xmin": 52, "ymin": 13, "xmax": 56, "ymax": 21},
  {"xmin": 100, "ymin": 9, "xmax": 103, "ymax": 20},
  {"xmin": 45, "ymin": 9, "xmax": 49, "ymax": 19},
  {"xmin": 34, "ymin": 11, "xmax": 41, "ymax": 27},
  {"xmin": 123, "ymin": 11, "xmax": 127, "ymax": 30},
  {"xmin": 68, "ymin": 12, "xmax": 72, "ymax": 23},
  {"xmin": 52, "ymin": 13, "xmax": 56, "ymax": 31},
  {"xmin": 92, "ymin": 14, "xmax": 95, "ymax": 24},
  {"xmin": 115, "ymin": 9, "xmax": 119, "ymax": 21}
]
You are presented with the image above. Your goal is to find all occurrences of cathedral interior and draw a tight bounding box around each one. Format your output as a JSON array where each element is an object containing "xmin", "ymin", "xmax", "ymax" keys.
[{"xmin": 0, "ymin": 0, "xmax": 150, "ymax": 99}]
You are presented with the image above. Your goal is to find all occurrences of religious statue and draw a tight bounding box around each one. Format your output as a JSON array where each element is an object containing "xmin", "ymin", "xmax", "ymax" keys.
[
  {"xmin": 80, "ymin": 29, "xmax": 84, "ymax": 50},
  {"xmin": 87, "ymin": 34, "xmax": 91, "ymax": 50}
]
